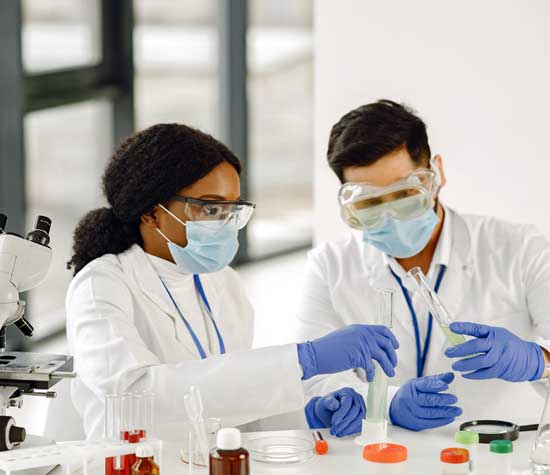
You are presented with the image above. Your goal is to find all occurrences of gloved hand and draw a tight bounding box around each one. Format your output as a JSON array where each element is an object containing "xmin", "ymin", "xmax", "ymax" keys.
[
  {"xmin": 297, "ymin": 324, "xmax": 399, "ymax": 381},
  {"xmin": 305, "ymin": 387, "xmax": 366, "ymax": 437},
  {"xmin": 445, "ymin": 322, "xmax": 545, "ymax": 382},
  {"xmin": 389, "ymin": 373, "xmax": 462, "ymax": 431}
]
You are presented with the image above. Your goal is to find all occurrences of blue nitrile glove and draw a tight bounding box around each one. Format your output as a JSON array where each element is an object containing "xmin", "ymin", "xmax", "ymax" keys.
[
  {"xmin": 305, "ymin": 387, "xmax": 366, "ymax": 437},
  {"xmin": 389, "ymin": 373, "xmax": 462, "ymax": 431},
  {"xmin": 445, "ymin": 322, "xmax": 545, "ymax": 382},
  {"xmin": 297, "ymin": 324, "xmax": 399, "ymax": 381}
]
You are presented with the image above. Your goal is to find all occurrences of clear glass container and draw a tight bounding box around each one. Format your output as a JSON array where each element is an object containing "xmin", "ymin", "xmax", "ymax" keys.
[
  {"xmin": 530, "ymin": 381, "xmax": 550, "ymax": 474},
  {"xmin": 247, "ymin": 435, "xmax": 314, "ymax": 464},
  {"xmin": 407, "ymin": 267, "xmax": 466, "ymax": 346}
]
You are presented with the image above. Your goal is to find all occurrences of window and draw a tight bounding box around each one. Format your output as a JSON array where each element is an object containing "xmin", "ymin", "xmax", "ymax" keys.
[
  {"xmin": 134, "ymin": 0, "xmax": 218, "ymax": 134},
  {"xmin": 24, "ymin": 100, "xmax": 112, "ymax": 338},
  {"xmin": 247, "ymin": 0, "xmax": 314, "ymax": 257},
  {"xmin": 22, "ymin": 0, "xmax": 102, "ymax": 73}
]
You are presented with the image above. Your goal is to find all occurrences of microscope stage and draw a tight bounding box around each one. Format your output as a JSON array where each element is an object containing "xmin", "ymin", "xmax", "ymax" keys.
[{"xmin": 0, "ymin": 352, "xmax": 73, "ymax": 390}]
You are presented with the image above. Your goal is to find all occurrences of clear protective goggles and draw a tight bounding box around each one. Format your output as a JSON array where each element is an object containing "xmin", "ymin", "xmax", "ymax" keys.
[
  {"xmin": 338, "ymin": 159, "xmax": 441, "ymax": 230},
  {"xmin": 171, "ymin": 196, "xmax": 256, "ymax": 230}
]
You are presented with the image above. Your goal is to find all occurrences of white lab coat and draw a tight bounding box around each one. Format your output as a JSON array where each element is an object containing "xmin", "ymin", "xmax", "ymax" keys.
[
  {"xmin": 66, "ymin": 244, "xmax": 306, "ymax": 440},
  {"xmin": 297, "ymin": 206, "xmax": 550, "ymax": 425}
]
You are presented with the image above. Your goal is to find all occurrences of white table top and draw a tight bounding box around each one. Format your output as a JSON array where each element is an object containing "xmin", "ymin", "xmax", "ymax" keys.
[
  {"xmin": 160, "ymin": 423, "xmax": 537, "ymax": 475},
  {"xmin": 46, "ymin": 421, "xmax": 538, "ymax": 475}
]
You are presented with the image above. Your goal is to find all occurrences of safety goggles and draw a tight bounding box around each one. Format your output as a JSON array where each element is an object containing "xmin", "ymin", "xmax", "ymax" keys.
[
  {"xmin": 338, "ymin": 160, "xmax": 441, "ymax": 230},
  {"xmin": 171, "ymin": 196, "xmax": 256, "ymax": 230}
]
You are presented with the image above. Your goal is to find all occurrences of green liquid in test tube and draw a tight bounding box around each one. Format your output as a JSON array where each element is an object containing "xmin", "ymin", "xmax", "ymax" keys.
[
  {"xmin": 407, "ymin": 267, "xmax": 466, "ymax": 347},
  {"xmin": 366, "ymin": 289, "xmax": 394, "ymax": 422}
]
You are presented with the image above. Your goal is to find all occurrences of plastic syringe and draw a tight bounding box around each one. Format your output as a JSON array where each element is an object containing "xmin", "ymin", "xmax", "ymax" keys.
[{"xmin": 407, "ymin": 267, "xmax": 466, "ymax": 347}]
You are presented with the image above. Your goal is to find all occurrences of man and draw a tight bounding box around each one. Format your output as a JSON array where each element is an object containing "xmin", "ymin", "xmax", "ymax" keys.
[{"xmin": 299, "ymin": 100, "xmax": 550, "ymax": 434}]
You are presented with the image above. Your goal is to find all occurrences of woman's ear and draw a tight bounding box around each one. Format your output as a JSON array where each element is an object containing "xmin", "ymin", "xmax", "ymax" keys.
[{"xmin": 140, "ymin": 205, "xmax": 161, "ymax": 228}]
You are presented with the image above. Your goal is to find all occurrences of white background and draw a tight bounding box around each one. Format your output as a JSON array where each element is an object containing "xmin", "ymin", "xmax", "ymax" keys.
[{"xmin": 314, "ymin": 0, "xmax": 550, "ymax": 243}]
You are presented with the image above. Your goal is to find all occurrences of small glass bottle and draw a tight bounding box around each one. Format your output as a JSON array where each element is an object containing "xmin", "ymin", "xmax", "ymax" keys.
[
  {"xmin": 489, "ymin": 440, "xmax": 513, "ymax": 475},
  {"xmin": 131, "ymin": 445, "xmax": 159, "ymax": 475},
  {"xmin": 209, "ymin": 428, "xmax": 249, "ymax": 475},
  {"xmin": 440, "ymin": 448, "xmax": 469, "ymax": 474}
]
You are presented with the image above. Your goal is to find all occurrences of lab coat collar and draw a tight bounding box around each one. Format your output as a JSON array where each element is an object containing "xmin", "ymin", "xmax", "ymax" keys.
[
  {"xmin": 119, "ymin": 244, "xmax": 181, "ymax": 319},
  {"xmin": 118, "ymin": 244, "xmax": 204, "ymax": 359}
]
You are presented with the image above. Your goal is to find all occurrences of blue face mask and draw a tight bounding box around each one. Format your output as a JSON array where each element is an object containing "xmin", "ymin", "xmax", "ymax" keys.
[
  {"xmin": 157, "ymin": 205, "xmax": 239, "ymax": 274},
  {"xmin": 363, "ymin": 209, "xmax": 439, "ymax": 258}
]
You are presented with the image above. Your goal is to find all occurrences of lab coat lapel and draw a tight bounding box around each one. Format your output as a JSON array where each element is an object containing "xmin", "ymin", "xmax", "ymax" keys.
[
  {"xmin": 440, "ymin": 210, "xmax": 475, "ymax": 319},
  {"xmin": 120, "ymin": 245, "xmax": 203, "ymax": 359}
]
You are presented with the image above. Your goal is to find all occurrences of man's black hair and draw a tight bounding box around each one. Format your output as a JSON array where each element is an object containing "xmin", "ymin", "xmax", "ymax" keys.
[
  {"xmin": 67, "ymin": 123, "xmax": 241, "ymax": 275},
  {"xmin": 327, "ymin": 99, "xmax": 431, "ymax": 182}
]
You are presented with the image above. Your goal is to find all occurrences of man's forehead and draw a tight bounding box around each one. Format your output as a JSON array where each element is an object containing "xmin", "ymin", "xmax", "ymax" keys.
[{"xmin": 343, "ymin": 148, "xmax": 419, "ymax": 185}]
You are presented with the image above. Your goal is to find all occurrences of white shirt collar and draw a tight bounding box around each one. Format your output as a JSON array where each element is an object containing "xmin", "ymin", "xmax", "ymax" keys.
[{"xmin": 146, "ymin": 252, "xmax": 193, "ymax": 285}]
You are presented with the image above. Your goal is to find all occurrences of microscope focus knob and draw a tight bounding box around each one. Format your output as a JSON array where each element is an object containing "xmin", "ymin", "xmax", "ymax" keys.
[
  {"xmin": 9, "ymin": 425, "xmax": 26, "ymax": 444},
  {"xmin": 0, "ymin": 416, "xmax": 26, "ymax": 451}
]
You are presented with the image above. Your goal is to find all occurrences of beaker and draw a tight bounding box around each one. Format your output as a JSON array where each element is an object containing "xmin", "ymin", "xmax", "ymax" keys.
[
  {"xmin": 530, "ymin": 381, "xmax": 550, "ymax": 474},
  {"xmin": 407, "ymin": 267, "xmax": 466, "ymax": 346}
]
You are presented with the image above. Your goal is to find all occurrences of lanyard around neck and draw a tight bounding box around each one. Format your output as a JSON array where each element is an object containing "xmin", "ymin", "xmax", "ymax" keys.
[
  {"xmin": 161, "ymin": 275, "xmax": 226, "ymax": 359},
  {"xmin": 390, "ymin": 265, "xmax": 447, "ymax": 377}
]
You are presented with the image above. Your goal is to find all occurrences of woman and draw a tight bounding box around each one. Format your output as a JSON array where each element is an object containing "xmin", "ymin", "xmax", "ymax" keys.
[{"xmin": 66, "ymin": 123, "xmax": 399, "ymax": 439}]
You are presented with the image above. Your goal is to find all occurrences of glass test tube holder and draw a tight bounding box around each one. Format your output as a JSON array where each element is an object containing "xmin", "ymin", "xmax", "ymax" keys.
[
  {"xmin": 0, "ymin": 439, "xmax": 162, "ymax": 475},
  {"xmin": 355, "ymin": 289, "xmax": 394, "ymax": 446},
  {"xmin": 105, "ymin": 392, "xmax": 155, "ymax": 475}
]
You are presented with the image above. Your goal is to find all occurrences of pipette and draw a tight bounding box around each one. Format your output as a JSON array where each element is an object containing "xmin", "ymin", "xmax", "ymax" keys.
[
  {"xmin": 407, "ymin": 267, "xmax": 466, "ymax": 346},
  {"xmin": 184, "ymin": 386, "xmax": 209, "ymax": 466}
]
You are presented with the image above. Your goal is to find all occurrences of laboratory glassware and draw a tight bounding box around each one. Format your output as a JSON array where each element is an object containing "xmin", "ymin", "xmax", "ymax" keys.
[
  {"xmin": 530, "ymin": 381, "xmax": 550, "ymax": 474},
  {"xmin": 407, "ymin": 267, "xmax": 466, "ymax": 346},
  {"xmin": 362, "ymin": 443, "xmax": 408, "ymax": 474},
  {"xmin": 247, "ymin": 433, "xmax": 314, "ymax": 464},
  {"xmin": 209, "ymin": 428, "xmax": 249, "ymax": 475},
  {"xmin": 440, "ymin": 448, "xmax": 469, "ymax": 475}
]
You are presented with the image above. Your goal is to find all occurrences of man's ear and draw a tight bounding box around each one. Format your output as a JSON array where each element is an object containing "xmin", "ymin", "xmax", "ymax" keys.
[{"xmin": 433, "ymin": 154, "xmax": 447, "ymax": 190}]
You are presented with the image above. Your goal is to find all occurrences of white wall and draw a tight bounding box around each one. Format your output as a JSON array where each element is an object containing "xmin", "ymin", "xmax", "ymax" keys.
[{"xmin": 314, "ymin": 0, "xmax": 550, "ymax": 243}]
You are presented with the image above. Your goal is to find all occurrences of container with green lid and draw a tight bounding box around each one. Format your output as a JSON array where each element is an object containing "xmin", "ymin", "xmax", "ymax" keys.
[
  {"xmin": 489, "ymin": 439, "xmax": 513, "ymax": 475},
  {"xmin": 455, "ymin": 430, "xmax": 479, "ymax": 446},
  {"xmin": 490, "ymin": 440, "xmax": 513, "ymax": 454},
  {"xmin": 455, "ymin": 430, "xmax": 479, "ymax": 472}
]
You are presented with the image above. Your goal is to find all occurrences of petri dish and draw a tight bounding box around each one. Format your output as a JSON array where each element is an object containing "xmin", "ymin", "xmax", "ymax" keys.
[{"xmin": 248, "ymin": 435, "xmax": 314, "ymax": 464}]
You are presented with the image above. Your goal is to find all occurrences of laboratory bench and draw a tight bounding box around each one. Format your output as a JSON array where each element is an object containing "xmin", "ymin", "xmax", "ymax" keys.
[{"xmin": 42, "ymin": 423, "xmax": 538, "ymax": 475}]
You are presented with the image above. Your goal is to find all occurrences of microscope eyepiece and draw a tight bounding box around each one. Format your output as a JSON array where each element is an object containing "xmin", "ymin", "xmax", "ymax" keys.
[
  {"xmin": 0, "ymin": 213, "xmax": 6, "ymax": 233},
  {"xmin": 26, "ymin": 215, "xmax": 51, "ymax": 246}
]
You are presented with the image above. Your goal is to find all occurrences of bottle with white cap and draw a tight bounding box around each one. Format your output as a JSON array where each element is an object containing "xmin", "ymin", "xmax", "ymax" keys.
[
  {"xmin": 131, "ymin": 444, "xmax": 159, "ymax": 475},
  {"xmin": 210, "ymin": 428, "xmax": 249, "ymax": 475}
]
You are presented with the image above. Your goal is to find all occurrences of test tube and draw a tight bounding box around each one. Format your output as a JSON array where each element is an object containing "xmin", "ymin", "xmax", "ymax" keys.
[
  {"xmin": 356, "ymin": 289, "xmax": 394, "ymax": 446},
  {"xmin": 104, "ymin": 394, "xmax": 123, "ymax": 475},
  {"xmin": 366, "ymin": 289, "xmax": 394, "ymax": 421},
  {"xmin": 407, "ymin": 267, "xmax": 466, "ymax": 346},
  {"xmin": 143, "ymin": 392, "xmax": 156, "ymax": 441}
]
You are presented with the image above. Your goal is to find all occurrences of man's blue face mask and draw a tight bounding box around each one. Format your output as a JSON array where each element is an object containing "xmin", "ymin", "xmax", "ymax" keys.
[
  {"xmin": 157, "ymin": 204, "xmax": 239, "ymax": 274},
  {"xmin": 362, "ymin": 208, "xmax": 439, "ymax": 258}
]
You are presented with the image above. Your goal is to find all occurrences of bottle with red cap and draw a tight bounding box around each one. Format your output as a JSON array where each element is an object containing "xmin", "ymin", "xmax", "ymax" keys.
[
  {"xmin": 363, "ymin": 443, "xmax": 408, "ymax": 474},
  {"xmin": 440, "ymin": 448, "xmax": 470, "ymax": 474}
]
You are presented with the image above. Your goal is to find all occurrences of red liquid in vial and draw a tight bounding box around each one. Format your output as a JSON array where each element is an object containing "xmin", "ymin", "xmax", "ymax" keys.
[
  {"xmin": 120, "ymin": 430, "xmax": 143, "ymax": 475},
  {"xmin": 105, "ymin": 457, "xmax": 126, "ymax": 475}
]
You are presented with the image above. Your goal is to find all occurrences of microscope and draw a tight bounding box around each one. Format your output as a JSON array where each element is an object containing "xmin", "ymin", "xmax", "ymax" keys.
[{"xmin": 0, "ymin": 213, "xmax": 74, "ymax": 451}]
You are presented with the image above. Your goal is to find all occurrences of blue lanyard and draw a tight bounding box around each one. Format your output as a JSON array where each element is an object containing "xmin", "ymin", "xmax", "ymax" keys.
[
  {"xmin": 389, "ymin": 265, "xmax": 447, "ymax": 377},
  {"xmin": 161, "ymin": 275, "xmax": 226, "ymax": 359}
]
